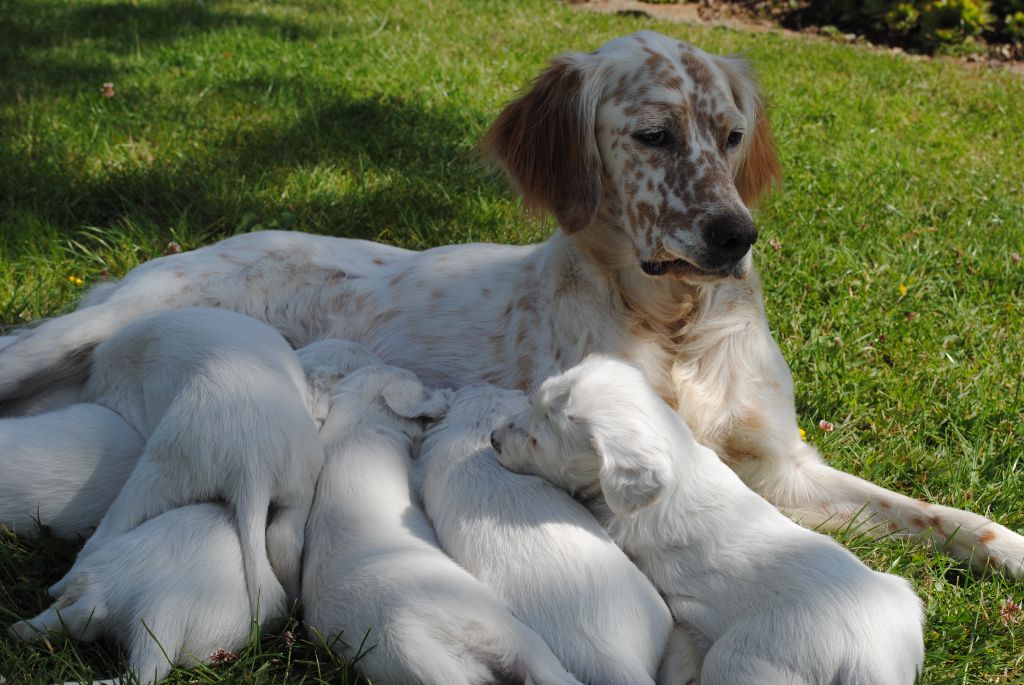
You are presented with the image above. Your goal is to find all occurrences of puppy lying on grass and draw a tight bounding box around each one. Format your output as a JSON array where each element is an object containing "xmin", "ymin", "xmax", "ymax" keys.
[
  {"xmin": 10, "ymin": 504, "xmax": 276, "ymax": 685},
  {"xmin": 492, "ymin": 355, "xmax": 925, "ymax": 685},
  {"xmin": 302, "ymin": 352, "xmax": 582, "ymax": 685},
  {"xmin": 417, "ymin": 383, "xmax": 677, "ymax": 685},
  {"xmin": 5, "ymin": 308, "xmax": 324, "ymax": 617}
]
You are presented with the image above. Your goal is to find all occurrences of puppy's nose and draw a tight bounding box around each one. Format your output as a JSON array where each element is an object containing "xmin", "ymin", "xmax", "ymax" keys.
[
  {"xmin": 489, "ymin": 430, "xmax": 502, "ymax": 454},
  {"xmin": 704, "ymin": 212, "xmax": 758, "ymax": 264}
]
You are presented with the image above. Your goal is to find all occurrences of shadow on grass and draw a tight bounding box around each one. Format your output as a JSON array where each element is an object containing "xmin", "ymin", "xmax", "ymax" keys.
[
  {"xmin": 0, "ymin": 80, "xmax": 503, "ymax": 251},
  {"xmin": 0, "ymin": 0, "xmax": 316, "ymax": 104}
]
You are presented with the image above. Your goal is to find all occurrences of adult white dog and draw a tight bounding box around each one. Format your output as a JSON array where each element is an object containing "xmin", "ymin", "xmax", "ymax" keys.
[
  {"xmin": 9, "ymin": 503, "xmax": 279, "ymax": 685},
  {"xmin": 302, "ymin": 354, "xmax": 581, "ymax": 685},
  {"xmin": 41, "ymin": 308, "xmax": 323, "ymax": 614},
  {"xmin": 0, "ymin": 31, "xmax": 1019, "ymax": 574},
  {"xmin": 492, "ymin": 356, "xmax": 925, "ymax": 685},
  {"xmin": 417, "ymin": 383, "xmax": 676, "ymax": 685}
]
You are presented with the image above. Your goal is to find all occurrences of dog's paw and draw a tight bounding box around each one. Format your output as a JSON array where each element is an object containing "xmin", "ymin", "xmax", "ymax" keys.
[{"xmin": 8, "ymin": 619, "xmax": 41, "ymax": 641}]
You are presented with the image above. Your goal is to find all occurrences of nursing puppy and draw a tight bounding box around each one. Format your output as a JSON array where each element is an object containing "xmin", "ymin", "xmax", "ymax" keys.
[
  {"xmin": 0, "ymin": 337, "xmax": 376, "ymax": 541},
  {"xmin": 10, "ymin": 503, "xmax": 281, "ymax": 685},
  {"xmin": 46, "ymin": 308, "xmax": 323, "ymax": 614},
  {"xmin": 0, "ymin": 403, "xmax": 143, "ymax": 538},
  {"xmin": 303, "ymin": 361, "xmax": 580, "ymax": 685},
  {"xmin": 493, "ymin": 356, "xmax": 925, "ymax": 685},
  {"xmin": 417, "ymin": 384, "xmax": 676, "ymax": 685}
]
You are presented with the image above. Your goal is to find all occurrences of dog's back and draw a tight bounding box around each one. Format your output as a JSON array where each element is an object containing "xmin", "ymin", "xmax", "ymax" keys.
[{"xmin": 417, "ymin": 384, "xmax": 672, "ymax": 685}]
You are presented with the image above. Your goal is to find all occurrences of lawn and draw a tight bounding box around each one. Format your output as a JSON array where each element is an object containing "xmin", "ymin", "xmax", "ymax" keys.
[{"xmin": 1, "ymin": 0, "xmax": 1022, "ymax": 682}]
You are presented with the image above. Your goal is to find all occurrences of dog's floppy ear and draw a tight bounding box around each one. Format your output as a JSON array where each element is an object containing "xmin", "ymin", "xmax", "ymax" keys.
[
  {"xmin": 716, "ymin": 55, "xmax": 781, "ymax": 207},
  {"xmin": 592, "ymin": 424, "xmax": 673, "ymax": 515},
  {"xmin": 482, "ymin": 53, "xmax": 603, "ymax": 234},
  {"xmin": 382, "ymin": 381, "xmax": 451, "ymax": 420}
]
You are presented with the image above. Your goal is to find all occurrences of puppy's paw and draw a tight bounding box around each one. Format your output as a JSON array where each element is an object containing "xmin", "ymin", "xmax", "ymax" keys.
[{"xmin": 8, "ymin": 619, "xmax": 42, "ymax": 641}]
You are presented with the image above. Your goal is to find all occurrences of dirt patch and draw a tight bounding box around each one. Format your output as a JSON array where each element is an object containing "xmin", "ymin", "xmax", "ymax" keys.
[{"xmin": 573, "ymin": 0, "xmax": 1024, "ymax": 76}]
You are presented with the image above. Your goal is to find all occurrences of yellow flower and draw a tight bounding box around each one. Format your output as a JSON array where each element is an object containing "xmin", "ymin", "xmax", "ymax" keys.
[
  {"xmin": 898, "ymin": 283, "xmax": 908, "ymax": 296},
  {"xmin": 67, "ymin": 275, "xmax": 84, "ymax": 286},
  {"xmin": 799, "ymin": 428, "xmax": 807, "ymax": 441}
]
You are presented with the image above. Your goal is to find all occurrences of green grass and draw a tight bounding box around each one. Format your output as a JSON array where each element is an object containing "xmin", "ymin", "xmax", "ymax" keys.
[{"xmin": 0, "ymin": 0, "xmax": 1022, "ymax": 682}]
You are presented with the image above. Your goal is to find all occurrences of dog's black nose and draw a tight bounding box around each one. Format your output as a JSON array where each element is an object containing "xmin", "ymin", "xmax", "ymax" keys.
[
  {"xmin": 490, "ymin": 431, "xmax": 502, "ymax": 454},
  {"xmin": 704, "ymin": 212, "xmax": 758, "ymax": 264}
]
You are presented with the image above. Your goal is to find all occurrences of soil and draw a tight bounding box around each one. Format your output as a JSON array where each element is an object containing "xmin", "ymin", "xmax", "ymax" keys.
[{"xmin": 573, "ymin": 0, "xmax": 1024, "ymax": 76}]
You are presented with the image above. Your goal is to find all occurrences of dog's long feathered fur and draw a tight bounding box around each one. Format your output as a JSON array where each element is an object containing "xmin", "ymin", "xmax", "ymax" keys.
[{"xmin": 0, "ymin": 31, "xmax": 1020, "ymax": 575}]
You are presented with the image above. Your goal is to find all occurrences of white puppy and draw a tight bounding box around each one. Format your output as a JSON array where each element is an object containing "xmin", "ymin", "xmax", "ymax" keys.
[
  {"xmin": 0, "ymin": 403, "xmax": 143, "ymax": 538},
  {"xmin": 9, "ymin": 503, "xmax": 280, "ymax": 685},
  {"xmin": 493, "ymin": 356, "xmax": 925, "ymax": 685},
  {"xmin": 302, "ymin": 362, "xmax": 581, "ymax": 685},
  {"xmin": 46, "ymin": 308, "xmax": 323, "ymax": 614},
  {"xmin": 417, "ymin": 384, "xmax": 676, "ymax": 685},
  {"xmin": 0, "ymin": 337, "xmax": 373, "ymax": 541}
]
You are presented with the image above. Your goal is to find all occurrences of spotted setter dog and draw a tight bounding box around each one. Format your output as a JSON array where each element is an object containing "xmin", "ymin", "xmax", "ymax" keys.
[{"xmin": 1, "ymin": 31, "xmax": 1021, "ymax": 576}]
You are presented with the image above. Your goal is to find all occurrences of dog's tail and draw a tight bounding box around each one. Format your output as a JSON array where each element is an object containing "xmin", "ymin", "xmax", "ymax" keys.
[{"xmin": 235, "ymin": 490, "xmax": 288, "ymax": 626}]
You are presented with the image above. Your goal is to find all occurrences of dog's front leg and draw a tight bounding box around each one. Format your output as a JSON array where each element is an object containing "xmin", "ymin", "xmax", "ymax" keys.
[{"xmin": 674, "ymin": 275, "xmax": 1024, "ymax": 577}]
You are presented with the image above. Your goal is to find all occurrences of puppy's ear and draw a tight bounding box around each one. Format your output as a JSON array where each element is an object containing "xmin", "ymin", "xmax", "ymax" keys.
[
  {"xmin": 716, "ymin": 55, "xmax": 781, "ymax": 207},
  {"xmin": 593, "ymin": 427, "xmax": 673, "ymax": 515},
  {"xmin": 382, "ymin": 381, "xmax": 451, "ymax": 420},
  {"xmin": 482, "ymin": 53, "xmax": 603, "ymax": 234}
]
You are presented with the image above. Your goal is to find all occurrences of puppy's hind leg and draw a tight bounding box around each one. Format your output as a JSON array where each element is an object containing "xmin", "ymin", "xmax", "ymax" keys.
[
  {"xmin": 9, "ymin": 590, "xmax": 107, "ymax": 643},
  {"xmin": 122, "ymin": 621, "xmax": 179, "ymax": 685},
  {"xmin": 658, "ymin": 624, "xmax": 705, "ymax": 685},
  {"xmin": 49, "ymin": 459, "xmax": 184, "ymax": 597},
  {"xmin": 265, "ymin": 502, "xmax": 308, "ymax": 603},
  {"xmin": 699, "ymin": 637, "xmax": 812, "ymax": 685}
]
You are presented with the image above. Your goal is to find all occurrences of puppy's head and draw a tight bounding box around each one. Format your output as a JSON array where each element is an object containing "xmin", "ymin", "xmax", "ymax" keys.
[
  {"xmin": 322, "ymin": 364, "xmax": 451, "ymax": 442},
  {"xmin": 483, "ymin": 30, "xmax": 780, "ymax": 284},
  {"xmin": 492, "ymin": 355, "xmax": 674, "ymax": 515}
]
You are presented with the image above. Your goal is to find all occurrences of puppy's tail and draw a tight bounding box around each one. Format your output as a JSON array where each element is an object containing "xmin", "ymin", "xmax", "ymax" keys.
[{"xmin": 235, "ymin": 493, "xmax": 288, "ymax": 627}]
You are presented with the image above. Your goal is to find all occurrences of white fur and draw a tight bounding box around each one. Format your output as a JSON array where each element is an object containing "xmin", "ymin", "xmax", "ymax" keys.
[
  {"xmin": 417, "ymin": 384, "xmax": 675, "ymax": 685},
  {"xmin": 493, "ymin": 356, "xmax": 925, "ymax": 685},
  {"xmin": 9, "ymin": 504, "xmax": 278, "ymax": 685},
  {"xmin": 0, "ymin": 32, "xmax": 1019, "ymax": 576},
  {"xmin": 46, "ymin": 308, "xmax": 323, "ymax": 615},
  {"xmin": 0, "ymin": 403, "xmax": 143, "ymax": 538},
  {"xmin": 302, "ymin": 360, "xmax": 581, "ymax": 685}
]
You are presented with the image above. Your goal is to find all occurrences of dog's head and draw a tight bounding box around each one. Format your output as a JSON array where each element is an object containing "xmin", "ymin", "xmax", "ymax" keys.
[
  {"xmin": 491, "ymin": 355, "xmax": 675, "ymax": 515},
  {"xmin": 321, "ymin": 364, "xmax": 451, "ymax": 442},
  {"xmin": 483, "ymin": 30, "xmax": 780, "ymax": 283}
]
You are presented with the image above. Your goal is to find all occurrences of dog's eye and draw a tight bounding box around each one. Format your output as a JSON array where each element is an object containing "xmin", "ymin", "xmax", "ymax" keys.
[
  {"xmin": 632, "ymin": 129, "xmax": 670, "ymax": 147},
  {"xmin": 725, "ymin": 130, "xmax": 744, "ymax": 149}
]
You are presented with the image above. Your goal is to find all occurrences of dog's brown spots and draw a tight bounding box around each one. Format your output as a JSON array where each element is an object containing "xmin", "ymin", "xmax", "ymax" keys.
[
  {"xmin": 910, "ymin": 516, "xmax": 926, "ymax": 529},
  {"xmin": 389, "ymin": 272, "xmax": 406, "ymax": 288},
  {"xmin": 879, "ymin": 500, "xmax": 892, "ymax": 511},
  {"xmin": 741, "ymin": 408, "xmax": 765, "ymax": 432},
  {"xmin": 664, "ymin": 75, "xmax": 684, "ymax": 92},
  {"xmin": 979, "ymin": 529, "xmax": 997, "ymax": 544},
  {"xmin": 372, "ymin": 258, "xmax": 386, "ymax": 266},
  {"xmin": 174, "ymin": 269, "xmax": 188, "ymax": 278},
  {"xmin": 482, "ymin": 288, "xmax": 492, "ymax": 298}
]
